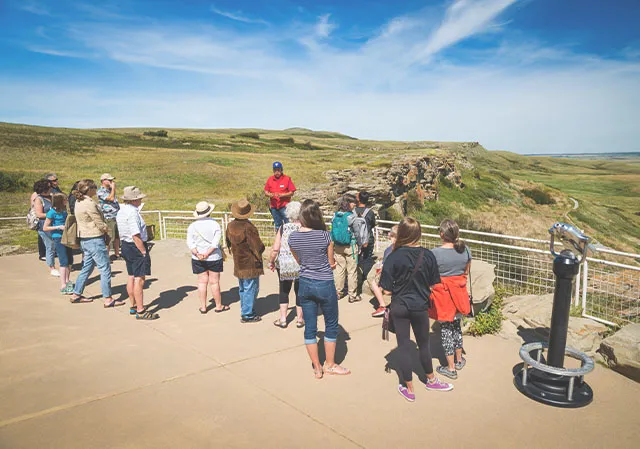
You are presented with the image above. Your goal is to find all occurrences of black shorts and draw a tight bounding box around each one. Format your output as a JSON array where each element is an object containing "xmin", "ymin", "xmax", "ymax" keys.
[
  {"xmin": 192, "ymin": 258, "xmax": 224, "ymax": 274},
  {"xmin": 121, "ymin": 241, "xmax": 151, "ymax": 277}
]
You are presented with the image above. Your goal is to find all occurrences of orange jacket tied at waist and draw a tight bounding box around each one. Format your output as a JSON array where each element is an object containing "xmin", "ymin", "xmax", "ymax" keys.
[{"xmin": 429, "ymin": 275, "xmax": 470, "ymax": 321}]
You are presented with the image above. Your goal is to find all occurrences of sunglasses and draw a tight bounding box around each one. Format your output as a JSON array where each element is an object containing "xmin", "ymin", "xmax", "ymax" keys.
[{"xmin": 49, "ymin": 179, "xmax": 58, "ymax": 182}]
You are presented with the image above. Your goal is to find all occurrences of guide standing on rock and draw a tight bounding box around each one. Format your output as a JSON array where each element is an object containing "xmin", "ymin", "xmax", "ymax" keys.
[{"xmin": 264, "ymin": 161, "xmax": 296, "ymax": 230}]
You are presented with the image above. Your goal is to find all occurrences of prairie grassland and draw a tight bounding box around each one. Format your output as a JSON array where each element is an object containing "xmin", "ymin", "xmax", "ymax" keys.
[{"xmin": 1, "ymin": 122, "xmax": 639, "ymax": 254}]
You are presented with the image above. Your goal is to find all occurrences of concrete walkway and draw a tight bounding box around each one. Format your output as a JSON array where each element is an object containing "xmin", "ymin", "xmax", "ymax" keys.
[{"xmin": 1, "ymin": 240, "xmax": 638, "ymax": 448}]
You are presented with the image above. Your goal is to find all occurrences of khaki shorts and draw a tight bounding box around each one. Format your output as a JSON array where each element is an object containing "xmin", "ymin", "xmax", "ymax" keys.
[{"xmin": 105, "ymin": 218, "xmax": 119, "ymax": 240}]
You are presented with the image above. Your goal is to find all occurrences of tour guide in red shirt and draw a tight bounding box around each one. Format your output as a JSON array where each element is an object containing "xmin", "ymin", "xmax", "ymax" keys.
[{"xmin": 264, "ymin": 161, "xmax": 296, "ymax": 230}]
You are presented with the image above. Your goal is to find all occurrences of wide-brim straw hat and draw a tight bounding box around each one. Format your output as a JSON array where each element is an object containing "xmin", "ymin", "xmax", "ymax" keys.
[
  {"xmin": 121, "ymin": 186, "xmax": 147, "ymax": 201},
  {"xmin": 193, "ymin": 201, "xmax": 215, "ymax": 218},
  {"xmin": 231, "ymin": 199, "xmax": 254, "ymax": 219}
]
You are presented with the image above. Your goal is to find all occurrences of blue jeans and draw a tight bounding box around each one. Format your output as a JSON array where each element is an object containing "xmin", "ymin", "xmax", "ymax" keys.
[
  {"xmin": 269, "ymin": 207, "xmax": 288, "ymax": 230},
  {"xmin": 299, "ymin": 277, "xmax": 339, "ymax": 345},
  {"xmin": 37, "ymin": 230, "xmax": 55, "ymax": 267},
  {"xmin": 74, "ymin": 237, "xmax": 112, "ymax": 298},
  {"xmin": 52, "ymin": 237, "xmax": 69, "ymax": 267},
  {"xmin": 238, "ymin": 277, "xmax": 260, "ymax": 317}
]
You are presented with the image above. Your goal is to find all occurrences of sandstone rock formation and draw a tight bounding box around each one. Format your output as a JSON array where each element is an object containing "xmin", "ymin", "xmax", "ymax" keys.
[
  {"xmin": 297, "ymin": 155, "xmax": 465, "ymax": 217},
  {"xmin": 469, "ymin": 260, "xmax": 496, "ymax": 313},
  {"xmin": 500, "ymin": 294, "xmax": 609, "ymax": 355},
  {"xmin": 599, "ymin": 323, "xmax": 640, "ymax": 382}
]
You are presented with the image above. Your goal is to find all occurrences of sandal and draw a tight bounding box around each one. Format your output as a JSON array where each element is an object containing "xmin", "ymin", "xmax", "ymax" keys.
[
  {"xmin": 314, "ymin": 367, "xmax": 324, "ymax": 379},
  {"xmin": 273, "ymin": 319, "xmax": 288, "ymax": 328},
  {"xmin": 199, "ymin": 308, "xmax": 208, "ymax": 314},
  {"xmin": 104, "ymin": 299, "xmax": 126, "ymax": 308},
  {"xmin": 214, "ymin": 305, "xmax": 230, "ymax": 313},
  {"xmin": 296, "ymin": 320, "xmax": 305, "ymax": 328},
  {"xmin": 323, "ymin": 364, "xmax": 351, "ymax": 376},
  {"xmin": 70, "ymin": 296, "xmax": 93, "ymax": 304},
  {"xmin": 136, "ymin": 311, "xmax": 159, "ymax": 320}
]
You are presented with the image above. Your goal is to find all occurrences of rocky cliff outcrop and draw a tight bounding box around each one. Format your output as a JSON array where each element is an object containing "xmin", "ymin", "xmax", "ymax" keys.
[{"xmin": 298, "ymin": 155, "xmax": 466, "ymax": 216}]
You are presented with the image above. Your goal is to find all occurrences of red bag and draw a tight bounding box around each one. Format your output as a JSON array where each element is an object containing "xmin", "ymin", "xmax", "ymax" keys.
[{"xmin": 429, "ymin": 275, "xmax": 471, "ymax": 321}]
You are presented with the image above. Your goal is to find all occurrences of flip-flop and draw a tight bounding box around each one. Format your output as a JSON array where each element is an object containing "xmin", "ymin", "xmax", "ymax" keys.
[
  {"xmin": 296, "ymin": 320, "xmax": 305, "ymax": 328},
  {"xmin": 136, "ymin": 311, "xmax": 159, "ymax": 320},
  {"xmin": 70, "ymin": 296, "xmax": 93, "ymax": 304},
  {"xmin": 214, "ymin": 305, "xmax": 230, "ymax": 313},
  {"xmin": 104, "ymin": 300, "xmax": 126, "ymax": 308},
  {"xmin": 199, "ymin": 308, "xmax": 208, "ymax": 314}
]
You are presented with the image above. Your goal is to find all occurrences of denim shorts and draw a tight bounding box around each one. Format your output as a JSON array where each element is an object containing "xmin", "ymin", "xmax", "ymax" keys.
[{"xmin": 192, "ymin": 258, "xmax": 223, "ymax": 274}]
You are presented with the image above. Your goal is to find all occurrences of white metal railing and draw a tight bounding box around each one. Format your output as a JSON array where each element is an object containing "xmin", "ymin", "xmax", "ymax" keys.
[{"xmin": 1, "ymin": 211, "xmax": 638, "ymax": 326}]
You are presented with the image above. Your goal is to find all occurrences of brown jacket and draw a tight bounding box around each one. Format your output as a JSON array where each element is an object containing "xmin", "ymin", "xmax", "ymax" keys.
[
  {"xmin": 226, "ymin": 219, "xmax": 265, "ymax": 279},
  {"xmin": 74, "ymin": 197, "xmax": 108, "ymax": 238}
]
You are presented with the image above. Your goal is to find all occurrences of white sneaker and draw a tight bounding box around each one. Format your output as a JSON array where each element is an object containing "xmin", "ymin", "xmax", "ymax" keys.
[{"xmin": 50, "ymin": 269, "xmax": 60, "ymax": 277}]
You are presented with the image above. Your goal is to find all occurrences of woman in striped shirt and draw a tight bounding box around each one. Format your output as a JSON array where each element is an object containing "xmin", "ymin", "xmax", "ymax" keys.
[{"xmin": 289, "ymin": 200, "xmax": 350, "ymax": 379}]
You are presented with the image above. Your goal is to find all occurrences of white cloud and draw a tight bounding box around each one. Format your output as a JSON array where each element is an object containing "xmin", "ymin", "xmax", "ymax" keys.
[
  {"xmin": 19, "ymin": 1, "xmax": 51, "ymax": 16},
  {"xmin": 210, "ymin": 5, "xmax": 269, "ymax": 25}
]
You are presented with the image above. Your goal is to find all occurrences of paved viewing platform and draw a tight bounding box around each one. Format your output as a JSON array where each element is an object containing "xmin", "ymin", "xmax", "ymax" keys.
[{"xmin": 1, "ymin": 240, "xmax": 639, "ymax": 448}]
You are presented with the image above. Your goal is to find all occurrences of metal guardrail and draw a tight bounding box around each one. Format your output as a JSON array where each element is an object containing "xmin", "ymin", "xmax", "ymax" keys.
[{"xmin": 1, "ymin": 211, "xmax": 638, "ymax": 326}]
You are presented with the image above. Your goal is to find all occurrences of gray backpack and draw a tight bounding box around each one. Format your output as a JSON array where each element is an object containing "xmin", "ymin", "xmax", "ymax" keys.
[{"xmin": 353, "ymin": 208, "xmax": 370, "ymax": 247}]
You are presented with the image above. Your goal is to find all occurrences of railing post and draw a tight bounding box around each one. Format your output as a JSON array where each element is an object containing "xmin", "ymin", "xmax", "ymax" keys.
[
  {"xmin": 574, "ymin": 263, "xmax": 582, "ymax": 306},
  {"xmin": 581, "ymin": 259, "xmax": 588, "ymax": 316},
  {"xmin": 158, "ymin": 211, "xmax": 163, "ymax": 240}
]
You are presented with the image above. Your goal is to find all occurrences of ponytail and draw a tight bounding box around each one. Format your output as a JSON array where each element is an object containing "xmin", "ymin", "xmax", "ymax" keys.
[{"xmin": 439, "ymin": 219, "xmax": 465, "ymax": 253}]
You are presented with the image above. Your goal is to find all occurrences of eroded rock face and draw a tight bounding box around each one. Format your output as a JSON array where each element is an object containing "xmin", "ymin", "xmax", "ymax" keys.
[
  {"xmin": 599, "ymin": 324, "xmax": 640, "ymax": 382},
  {"xmin": 500, "ymin": 294, "xmax": 609, "ymax": 356},
  {"xmin": 297, "ymin": 155, "xmax": 464, "ymax": 217}
]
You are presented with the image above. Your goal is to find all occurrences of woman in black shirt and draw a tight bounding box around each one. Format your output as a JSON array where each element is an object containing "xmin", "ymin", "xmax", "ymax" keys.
[{"xmin": 380, "ymin": 217, "xmax": 453, "ymax": 402}]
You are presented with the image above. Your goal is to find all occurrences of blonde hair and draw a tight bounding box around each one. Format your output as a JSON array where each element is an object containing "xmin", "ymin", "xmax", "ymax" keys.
[
  {"xmin": 285, "ymin": 201, "xmax": 302, "ymax": 221},
  {"xmin": 439, "ymin": 219, "xmax": 466, "ymax": 253},
  {"xmin": 394, "ymin": 217, "xmax": 422, "ymax": 250}
]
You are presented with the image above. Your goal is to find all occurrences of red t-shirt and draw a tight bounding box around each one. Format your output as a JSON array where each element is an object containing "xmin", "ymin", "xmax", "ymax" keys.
[{"xmin": 264, "ymin": 174, "xmax": 296, "ymax": 209}]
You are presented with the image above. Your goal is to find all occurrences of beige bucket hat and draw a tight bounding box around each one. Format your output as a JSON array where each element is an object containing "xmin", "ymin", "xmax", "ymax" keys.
[
  {"xmin": 193, "ymin": 201, "xmax": 215, "ymax": 218},
  {"xmin": 121, "ymin": 186, "xmax": 147, "ymax": 201}
]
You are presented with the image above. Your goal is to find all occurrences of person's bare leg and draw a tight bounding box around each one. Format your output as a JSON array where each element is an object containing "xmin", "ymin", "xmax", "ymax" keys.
[
  {"xmin": 114, "ymin": 238, "xmax": 120, "ymax": 258},
  {"xmin": 371, "ymin": 282, "xmax": 385, "ymax": 307},
  {"xmin": 446, "ymin": 354, "xmax": 456, "ymax": 371},
  {"xmin": 59, "ymin": 266, "xmax": 68, "ymax": 290},
  {"xmin": 406, "ymin": 380, "xmax": 415, "ymax": 393},
  {"xmin": 134, "ymin": 276, "xmax": 145, "ymax": 312},
  {"xmin": 208, "ymin": 271, "xmax": 222, "ymax": 310},
  {"xmin": 305, "ymin": 343, "xmax": 322, "ymax": 372},
  {"xmin": 127, "ymin": 275, "xmax": 135, "ymax": 308},
  {"xmin": 324, "ymin": 340, "xmax": 337, "ymax": 367},
  {"xmin": 455, "ymin": 348, "xmax": 464, "ymax": 364},
  {"xmin": 197, "ymin": 272, "xmax": 208, "ymax": 312},
  {"xmin": 296, "ymin": 305, "xmax": 303, "ymax": 323}
]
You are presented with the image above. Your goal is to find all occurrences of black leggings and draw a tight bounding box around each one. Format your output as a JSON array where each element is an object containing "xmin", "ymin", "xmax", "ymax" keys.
[
  {"xmin": 391, "ymin": 303, "xmax": 433, "ymax": 383},
  {"xmin": 279, "ymin": 278, "xmax": 300, "ymax": 306}
]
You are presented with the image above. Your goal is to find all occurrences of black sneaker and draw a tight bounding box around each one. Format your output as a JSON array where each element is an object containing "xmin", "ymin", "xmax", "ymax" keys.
[
  {"xmin": 436, "ymin": 365, "xmax": 458, "ymax": 380},
  {"xmin": 241, "ymin": 315, "xmax": 262, "ymax": 323}
]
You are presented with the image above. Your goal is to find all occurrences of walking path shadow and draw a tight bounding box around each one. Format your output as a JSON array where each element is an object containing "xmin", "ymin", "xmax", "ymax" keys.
[
  {"xmin": 384, "ymin": 331, "xmax": 448, "ymax": 385},
  {"xmin": 109, "ymin": 278, "xmax": 158, "ymax": 302},
  {"xmin": 317, "ymin": 325, "xmax": 350, "ymax": 365}
]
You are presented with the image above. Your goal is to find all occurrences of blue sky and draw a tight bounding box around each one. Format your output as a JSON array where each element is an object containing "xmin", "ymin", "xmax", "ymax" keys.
[{"xmin": 1, "ymin": 0, "xmax": 639, "ymax": 154}]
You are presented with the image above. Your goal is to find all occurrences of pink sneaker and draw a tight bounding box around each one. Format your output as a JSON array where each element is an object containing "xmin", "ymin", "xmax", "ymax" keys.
[
  {"xmin": 398, "ymin": 385, "xmax": 415, "ymax": 402},
  {"xmin": 425, "ymin": 377, "xmax": 454, "ymax": 392}
]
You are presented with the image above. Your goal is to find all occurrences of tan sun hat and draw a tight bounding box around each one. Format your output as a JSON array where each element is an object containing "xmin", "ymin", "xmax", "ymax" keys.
[
  {"xmin": 231, "ymin": 199, "xmax": 254, "ymax": 219},
  {"xmin": 100, "ymin": 173, "xmax": 115, "ymax": 181},
  {"xmin": 193, "ymin": 201, "xmax": 215, "ymax": 218},
  {"xmin": 121, "ymin": 186, "xmax": 147, "ymax": 201}
]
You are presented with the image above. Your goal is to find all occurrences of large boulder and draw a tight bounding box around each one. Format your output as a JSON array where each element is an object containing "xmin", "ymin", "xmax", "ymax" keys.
[
  {"xmin": 501, "ymin": 293, "xmax": 609, "ymax": 355},
  {"xmin": 469, "ymin": 260, "xmax": 495, "ymax": 313},
  {"xmin": 599, "ymin": 324, "xmax": 640, "ymax": 382}
]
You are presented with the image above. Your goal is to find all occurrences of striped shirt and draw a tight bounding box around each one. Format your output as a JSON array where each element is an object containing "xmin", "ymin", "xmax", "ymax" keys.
[{"xmin": 288, "ymin": 230, "xmax": 333, "ymax": 281}]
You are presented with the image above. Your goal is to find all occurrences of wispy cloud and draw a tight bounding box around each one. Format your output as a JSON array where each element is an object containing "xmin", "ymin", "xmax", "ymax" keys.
[
  {"xmin": 210, "ymin": 5, "xmax": 269, "ymax": 25},
  {"xmin": 20, "ymin": 1, "xmax": 51, "ymax": 16},
  {"xmin": 413, "ymin": 0, "xmax": 517, "ymax": 62}
]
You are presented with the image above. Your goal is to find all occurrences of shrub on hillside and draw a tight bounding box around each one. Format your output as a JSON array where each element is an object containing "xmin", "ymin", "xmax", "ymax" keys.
[
  {"xmin": 0, "ymin": 171, "xmax": 29, "ymax": 192},
  {"xmin": 406, "ymin": 190, "xmax": 424, "ymax": 214},
  {"xmin": 227, "ymin": 191, "xmax": 270, "ymax": 213},
  {"xmin": 521, "ymin": 187, "xmax": 555, "ymax": 205},
  {"xmin": 143, "ymin": 130, "xmax": 168, "ymax": 137},
  {"xmin": 274, "ymin": 137, "xmax": 295, "ymax": 145},
  {"xmin": 234, "ymin": 132, "xmax": 260, "ymax": 140},
  {"xmin": 467, "ymin": 284, "xmax": 506, "ymax": 336}
]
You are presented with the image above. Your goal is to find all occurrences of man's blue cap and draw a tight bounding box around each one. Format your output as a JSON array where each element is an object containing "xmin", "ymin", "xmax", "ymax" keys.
[{"xmin": 273, "ymin": 161, "xmax": 283, "ymax": 170}]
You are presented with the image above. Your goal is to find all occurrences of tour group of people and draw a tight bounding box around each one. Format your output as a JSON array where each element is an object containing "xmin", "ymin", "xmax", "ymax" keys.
[{"xmin": 29, "ymin": 161, "xmax": 474, "ymax": 402}]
